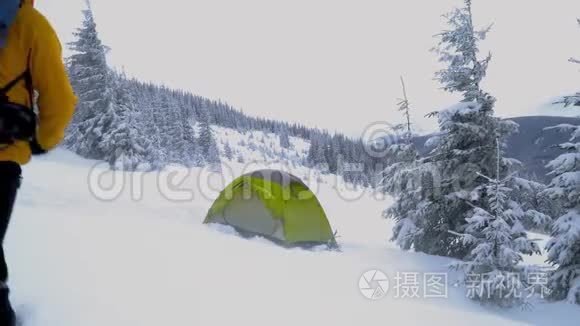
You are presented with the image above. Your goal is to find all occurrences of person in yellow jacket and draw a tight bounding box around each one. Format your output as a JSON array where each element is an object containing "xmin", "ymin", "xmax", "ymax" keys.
[{"xmin": 0, "ymin": 0, "xmax": 76, "ymax": 323}]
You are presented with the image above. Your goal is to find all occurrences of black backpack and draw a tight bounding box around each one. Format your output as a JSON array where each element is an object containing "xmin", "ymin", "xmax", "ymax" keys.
[{"xmin": 0, "ymin": 54, "xmax": 37, "ymax": 146}]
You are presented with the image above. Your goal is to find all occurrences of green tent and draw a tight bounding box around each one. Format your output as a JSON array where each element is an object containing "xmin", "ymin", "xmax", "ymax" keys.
[{"xmin": 204, "ymin": 170, "xmax": 336, "ymax": 246}]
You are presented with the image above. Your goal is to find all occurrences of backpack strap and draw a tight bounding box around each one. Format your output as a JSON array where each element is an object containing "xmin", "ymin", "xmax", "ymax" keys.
[
  {"xmin": 0, "ymin": 72, "xmax": 27, "ymax": 96},
  {"xmin": 24, "ymin": 49, "xmax": 33, "ymax": 107}
]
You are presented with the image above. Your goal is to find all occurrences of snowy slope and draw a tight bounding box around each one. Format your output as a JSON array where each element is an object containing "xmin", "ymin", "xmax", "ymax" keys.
[
  {"xmin": 5, "ymin": 149, "xmax": 580, "ymax": 326},
  {"xmin": 213, "ymin": 126, "xmax": 310, "ymax": 167}
]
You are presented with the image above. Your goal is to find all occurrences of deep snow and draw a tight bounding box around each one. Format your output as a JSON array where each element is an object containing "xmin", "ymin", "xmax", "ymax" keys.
[{"xmin": 5, "ymin": 148, "xmax": 580, "ymax": 326}]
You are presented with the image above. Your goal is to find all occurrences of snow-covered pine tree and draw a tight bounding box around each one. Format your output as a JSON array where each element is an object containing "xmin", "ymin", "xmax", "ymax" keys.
[
  {"xmin": 415, "ymin": 0, "xmax": 519, "ymax": 258},
  {"xmin": 198, "ymin": 105, "xmax": 221, "ymax": 168},
  {"xmin": 383, "ymin": 77, "xmax": 424, "ymax": 250},
  {"xmin": 163, "ymin": 92, "xmax": 198, "ymax": 166},
  {"xmin": 452, "ymin": 137, "xmax": 541, "ymax": 307},
  {"xmin": 510, "ymin": 177, "xmax": 558, "ymax": 232},
  {"xmin": 543, "ymin": 119, "xmax": 580, "ymax": 304},
  {"xmin": 65, "ymin": 0, "xmax": 114, "ymax": 159},
  {"xmin": 396, "ymin": 76, "xmax": 413, "ymax": 144},
  {"xmin": 540, "ymin": 18, "xmax": 580, "ymax": 304},
  {"xmin": 156, "ymin": 90, "xmax": 175, "ymax": 154},
  {"xmin": 164, "ymin": 94, "xmax": 185, "ymax": 164},
  {"xmin": 341, "ymin": 138, "xmax": 360, "ymax": 183},
  {"xmin": 178, "ymin": 105, "xmax": 201, "ymax": 166},
  {"xmin": 100, "ymin": 73, "xmax": 150, "ymax": 170},
  {"xmin": 139, "ymin": 85, "xmax": 166, "ymax": 168},
  {"xmin": 327, "ymin": 135, "xmax": 342, "ymax": 174},
  {"xmin": 433, "ymin": 0, "xmax": 492, "ymax": 105},
  {"xmin": 279, "ymin": 127, "xmax": 291, "ymax": 149},
  {"xmin": 223, "ymin": 142, "xmax": 234, "ymax": 161},
  {"xmin": 307, "ymin": 134, "xmax": 329, "ymax": 171}
]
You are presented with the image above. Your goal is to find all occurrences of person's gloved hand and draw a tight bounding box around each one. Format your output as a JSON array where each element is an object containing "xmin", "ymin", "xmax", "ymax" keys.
[{"xmin": 29, "ymin": 138, "xmax": 47, "ymax": 155}]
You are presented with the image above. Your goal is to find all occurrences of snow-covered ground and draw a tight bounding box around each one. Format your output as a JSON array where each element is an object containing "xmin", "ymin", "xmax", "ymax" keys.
[
  {"xmin": 5, "ymin": 148, "xmax": 580, "ymax": 326},
  {"xmin": 213, "ymin": 126, "xmax": 310, "ymax": 167}
]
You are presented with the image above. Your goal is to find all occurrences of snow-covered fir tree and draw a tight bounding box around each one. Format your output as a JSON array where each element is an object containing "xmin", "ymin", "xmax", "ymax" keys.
[
  {"xmin": 178, "ymin": 104, "xmax": 201, "ymax": 166},
  {"xmin": 161, "ymin": 92, "xmax": 199, "ymax": 166},
  {"xmin": 163, "ymin": 94, "xmax": 184, "ymax": 164},
  {"xmin": 541, "ymin": 19, "xmax": 580, "ymax": 304},
  {"xmin": 100, "ymin": 73, "xmax": 150, "ymax": 170},
  {"xmin": 138, "ymin": 84, "xmax": 167, "ymax": 167},
  {"xmin": 452, "ymin": 137, "xmax": 542, "ymax": 307},
  {"xmin": 510, "ymin": 177, "xmax": 559, "ymax": 232},
  {"xmin": 279, "ymin": 127, "xmax": 291, "ymax": 149},
  {"xmin": 432, "ymin": 0, "xmax": 492, "ymax": 105},
  {"xmin": 543, "ymin": 118, "xmax": 580, "ymax": 304},
  {"xmin": 223, "ymin": 142, "xmax": 234, "ymax": 161},
  {"xmin": 413, "ymin": 0, "xmax": 520, "ymax": 258},
  {"xmin": 198, "ymin": 105, "xmax": 221, "ymax": 168},
  {"xmin": 65, "ymin": 1, "xmax": 114, "ymax": 159},
  {"xmin": 307, "ymin": 134, "xmax": 329, "ymax": 170},
  {"xmin": 327, "ymin": 136, "xmax": 342, "ymax": 175},
  {"xmin": 383, "ymin": 77, "xmax": 423, "ymax": 250}
]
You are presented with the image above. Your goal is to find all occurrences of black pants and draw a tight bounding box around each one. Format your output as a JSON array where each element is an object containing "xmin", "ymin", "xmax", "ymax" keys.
[{"xmin": 0, "ymin": 162, "xmax": 21, "ymax": 284}]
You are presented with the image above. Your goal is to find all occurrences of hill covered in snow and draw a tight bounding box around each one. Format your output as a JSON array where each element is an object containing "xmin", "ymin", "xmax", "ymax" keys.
[{"xmin": 213, "ymin": 126, "xmax": 310, "ymax": 168}]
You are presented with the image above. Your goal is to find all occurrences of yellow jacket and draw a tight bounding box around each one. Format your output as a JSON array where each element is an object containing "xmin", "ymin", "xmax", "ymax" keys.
[{"xmin": 0, "ymin": 0, "xmax": 77, "ymax": 164}]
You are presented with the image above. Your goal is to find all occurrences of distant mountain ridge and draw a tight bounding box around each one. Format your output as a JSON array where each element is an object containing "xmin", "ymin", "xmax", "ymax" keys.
[{"xmin": 413, "ymin": 116, "xmax": 580, "ymax": 183}]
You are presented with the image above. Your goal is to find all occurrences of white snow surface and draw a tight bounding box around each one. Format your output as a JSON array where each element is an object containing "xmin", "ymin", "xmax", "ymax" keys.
[
  {"xmin": 6, "ymin": 146, "xmax": 580, "ymax": 325},
  {"xmin": 213, "ymin": 126, "xmax": 310, "ymax": 167}
]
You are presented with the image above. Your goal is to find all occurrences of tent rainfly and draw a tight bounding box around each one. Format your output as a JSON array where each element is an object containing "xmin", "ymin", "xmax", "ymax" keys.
[{"xmin": 204, "ymin": 170, "xmax": 336, "ymax": 247}]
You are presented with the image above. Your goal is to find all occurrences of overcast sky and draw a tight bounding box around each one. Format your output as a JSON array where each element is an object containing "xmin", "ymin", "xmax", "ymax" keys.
[{"xmin": 38, "ymin": 0, "xmax": 580, "ymax": 136}]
